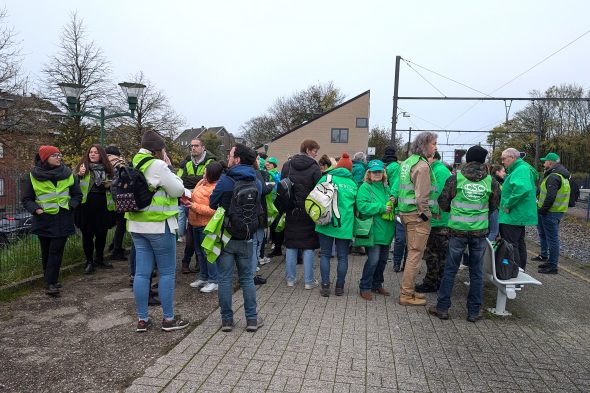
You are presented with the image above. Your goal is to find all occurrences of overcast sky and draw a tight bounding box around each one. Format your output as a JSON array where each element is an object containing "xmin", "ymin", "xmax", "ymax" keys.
[{"xmin": 4, "ymin": 0, "xmax": 590, "ymax": 158}]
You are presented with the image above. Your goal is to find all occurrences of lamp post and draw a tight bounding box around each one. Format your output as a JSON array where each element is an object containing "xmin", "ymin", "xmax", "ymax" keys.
[{"xmin": 58, "ymin": 82, "xmax": 146, "ymax": 146}]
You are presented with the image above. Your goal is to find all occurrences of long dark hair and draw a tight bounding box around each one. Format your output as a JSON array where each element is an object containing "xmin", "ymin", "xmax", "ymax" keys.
[
  {"xmin": 76, "ymin": 144, "xmax": 114, "ymax": 177},
  {"xmin": 205, "ymin": 161, "xmax": 223, "ymax": 183}
]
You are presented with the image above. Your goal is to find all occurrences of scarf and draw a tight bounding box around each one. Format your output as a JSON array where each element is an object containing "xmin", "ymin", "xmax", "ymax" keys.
[{"xmin": 88, "ymin": 163, "xmax": 106, "ymax": 186}]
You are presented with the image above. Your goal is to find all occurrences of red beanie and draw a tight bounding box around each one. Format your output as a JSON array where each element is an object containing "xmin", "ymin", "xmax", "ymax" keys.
[
  {"xmin": 39, "ymin": 145, "xmax": 60, "ymax": 162},
  {"xmin": 335, "ymin": 152, "xmax": 352, "ymax": 173}
]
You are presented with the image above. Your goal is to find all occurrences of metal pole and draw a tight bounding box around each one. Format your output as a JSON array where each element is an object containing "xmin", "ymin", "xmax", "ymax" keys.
[
  {"xmin": 535, "ymin": 106, "xmax": 542, "ymax": 169},
  {"xmin": 407, "ymin": 127, "xmax": 412, "ymax": 155},
  {"xmin": 100, "ymin": 108, "xmax": 105, "ymax": 146},
  {"xmin": 391, "ymin": 55, "xmax": 401, "ymax": 145}
]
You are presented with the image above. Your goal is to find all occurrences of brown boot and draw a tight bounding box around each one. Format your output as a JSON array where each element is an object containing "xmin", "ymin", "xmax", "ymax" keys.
[
  {"xmin": 414, "ymin": 292, "xmax": 426, "ymax": 299},
  {"xmin": 371, "ymin": 287, "xmax": 391, "ymax": 296},
  {"xmin": 359, "ymin": 291, "xmax": 373, "ymax": 301},
  {"xmin": 399, "ymin": 293, "xmax": 426, "ymax": 306}
]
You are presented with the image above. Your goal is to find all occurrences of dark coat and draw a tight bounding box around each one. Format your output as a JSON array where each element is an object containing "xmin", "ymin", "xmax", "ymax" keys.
[
  {"xmin": 280, "ymin": 153, "xmax": 322, "ymax": 249},
  {"xmin": 438, "ymin": 161, "xmax": 501, "ymax": 238},
  {"xmin": 178, "ymin": 151, "xmax": 217, "ymax": 190},
  {"xmin": 22, "ymin": 156, "xmax": 83, "ymax": 238}
]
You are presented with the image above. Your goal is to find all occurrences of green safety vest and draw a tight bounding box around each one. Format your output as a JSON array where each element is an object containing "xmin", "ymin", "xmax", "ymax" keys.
[
  {"xmin": 397, "ymin": 154, "xmax": 438, "ymax": 213},
  {"xmin": 30, "ymin": 174, "xmax": 74, "ymax": 214},
  {"xmin": 125, "ymin": 152, "xmax": 179, "ymax": 222},
  {"xmin": 448, "ymin": 172, "xmax": 492, "ymax": 231},
  {"xmin": 176, "ymin": 158, "xmax": 212, "ymax": 177},
  {"xmin": 537, "ymin": 173, "xmax": 570, "ymax": 212},
  {"xmin": 79, "ymin": 173, "xmax": 115, "ymax": 211}
]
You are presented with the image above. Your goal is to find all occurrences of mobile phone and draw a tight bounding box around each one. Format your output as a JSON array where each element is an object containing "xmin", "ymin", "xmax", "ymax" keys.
[{"xmin": 419, "ymin": 212, "xmax": 429, "ymax": 222}]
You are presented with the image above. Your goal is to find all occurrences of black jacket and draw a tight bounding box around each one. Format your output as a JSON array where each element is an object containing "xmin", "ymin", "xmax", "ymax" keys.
[
  {"xmin": 538, "ymin": 164, "xmax": 570, "ymax": 215},
  {"xmin": 22, "ymin": 155, "xmax": 83, "ymax": 238},
  {"xmin": 280, "ymin": 154, "xmax": 321, "ymax": 249},
  {"xmin": 178, "ymin": 151, "xmax": 217, "ymax": 190},
  {"xmin": 438, "ymin": 161, "xmax": 501, "ymax": 238}
]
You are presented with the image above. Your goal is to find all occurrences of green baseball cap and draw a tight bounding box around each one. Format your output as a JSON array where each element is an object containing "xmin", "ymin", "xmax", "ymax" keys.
[
  {"xmin": 267, "ymin": 157, "xmax": 278, "ymax": 166},
  {"xmin": 540, "ymin": 152, "xmax": 559, "ymax": 162},
  {"xmin": 367, "ymin": 159, "xmax": 385, "ymax": 172}
]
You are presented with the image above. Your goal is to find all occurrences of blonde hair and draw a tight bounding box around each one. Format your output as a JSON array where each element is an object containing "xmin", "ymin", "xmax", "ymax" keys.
[{"xmin": 363, "ymin": 169, "xmax": 388, "ymax": 184}]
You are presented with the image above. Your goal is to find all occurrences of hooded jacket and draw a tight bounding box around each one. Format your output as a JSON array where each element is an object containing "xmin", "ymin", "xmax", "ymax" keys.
[
  {"xmin": 189, "ymin": 179, "xmax": 217, "ymax": 228},
  {"xmin": 209, "ymin": 164, "xmax": 262, "ymax": 212},
  {"xmin": 356, "ymin": 180, "xmax": 395, "ymax": 246},
  {"xmin": 538, "ymin": 163, "xmax": 570, "ymax": 215},
  {"xmin": 314, "ymin": 167, "xmax": 358, "ymax": 240},
  {"xmin": 280, "ymin": 153, "xmax": 322, "ymax": 249},
  {"xmin": 351, "ymin": 160, "xmax": 367, "ymax": 186},
  {"xmin": 22, "ymin": 155, "xmax": 83, "ymax": 238},
  {"xmin": 178, "ymin": 150, "xmax": 217, "ymax": 190},
  {"xmin": 498, "ymin": 158, "xmax": 538, "ymax": 226},
  {"xmin": 438, "ymin": 161, "xmax": 501, "ymax": 237}
]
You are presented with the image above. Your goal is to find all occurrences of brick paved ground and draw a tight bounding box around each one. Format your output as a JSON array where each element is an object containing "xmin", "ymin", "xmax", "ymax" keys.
[{"xmin": 126, "ymin": 253, "xmax": 590, "ymax": 392}]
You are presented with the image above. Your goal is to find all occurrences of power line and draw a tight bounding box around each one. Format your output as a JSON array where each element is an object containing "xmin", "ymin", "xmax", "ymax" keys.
[{"xmin": 403, "ymin": 60, "xmax": 447, "ymax": 97}]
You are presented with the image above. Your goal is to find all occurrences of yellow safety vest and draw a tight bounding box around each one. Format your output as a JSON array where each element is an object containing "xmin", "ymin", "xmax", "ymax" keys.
[{"xmin": 30, "ymin": 173, "xmax": 74, "ymax": 214}]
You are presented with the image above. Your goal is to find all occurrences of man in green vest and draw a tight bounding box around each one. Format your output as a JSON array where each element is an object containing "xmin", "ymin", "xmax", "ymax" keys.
[
  {"xmin": 416, "ymin": 151, "xmax": 451, "ymax": 293},
  {"xmin": 397, "ymin": 131, "xmax": 438, "ymax": 306},
  {"xmin": 428, "ymin": 146, "xmax": 501, "ymax": 322},
  {"xmin": 177, "ymin": 137, "xmax": 217, "ymax": 273},
  {"xmin": 499, "ymin": 148, "xmax": 538, "ymax": 270},
  {"xmin": 533, "ymin": 152, "xmax": 571, "ymax": 274}
]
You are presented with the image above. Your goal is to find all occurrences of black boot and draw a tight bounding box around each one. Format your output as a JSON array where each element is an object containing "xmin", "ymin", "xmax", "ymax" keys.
[
  {"xmin": 46, "ymin": 284, "xmax": 60, "ymax": 296},
  {"xmin": 96, "ymin": 258, "xmax": 113, "ymax": 269},
  {"xmin": 84, "ymin": 261, "xmax": 95, "ymax": 274}
]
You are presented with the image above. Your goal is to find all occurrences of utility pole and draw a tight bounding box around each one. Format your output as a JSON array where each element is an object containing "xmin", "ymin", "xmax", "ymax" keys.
[
  {"xmin": 535, "ymin": 106, "xmax": 542, "ymax": 169},
  {"xmin": 407, "ymin": 127, "xmax": 412, "ymax": 155},
  {"xmin": 391, "ymin": 55, "xmax": 401, "ymax": 145}
]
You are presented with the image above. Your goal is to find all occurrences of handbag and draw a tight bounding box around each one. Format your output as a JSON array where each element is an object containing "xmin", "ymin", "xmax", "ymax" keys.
[{"xmin": 352, "ymin": 186, "xmax": 374, "ymax": 246}]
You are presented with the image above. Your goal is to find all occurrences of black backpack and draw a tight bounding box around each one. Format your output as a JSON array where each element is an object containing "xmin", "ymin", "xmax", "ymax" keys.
[
  {"xmin": 110, "ymin": 157, "xmax": 156, "ymax": 213},
  {"xmin": 568, "ymin": 178, "xmax": 580, "ymax": 207},
  {"xmin": 224, "ymin": 177, "xmax": 261, "ymax": 240},
  {"xmin": 494, "ymin": 238, "xmax": 519, "ymax": 280},
  {"xmin": 275, "ymin": 162, "xmax": 296, "ymax": 212}
]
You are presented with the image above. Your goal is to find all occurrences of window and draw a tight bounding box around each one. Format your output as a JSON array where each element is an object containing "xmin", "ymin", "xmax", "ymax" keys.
[
  {"xmin": 356, "ymin": 117, "xmax": 368, "ymax": 128},
  {"xmin": 0, "ymin": 179, "xmax": 4, "ymax": 196},
  {"xmin": 331, "ymin": 128, "xmax": 349, "ymax": 143}
]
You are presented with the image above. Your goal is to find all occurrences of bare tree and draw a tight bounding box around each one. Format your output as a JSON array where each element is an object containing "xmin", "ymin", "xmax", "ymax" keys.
[
  {"xmin": 0, "ymin": 8, "xmax": 23, "ymax": 93},
  {"xmin": 108, "ymin": 71, "xmax": 185, "ymax": 154},
  {"xmin": 42, "ymin": 12, "xmax": 113, "ymax": 157}
]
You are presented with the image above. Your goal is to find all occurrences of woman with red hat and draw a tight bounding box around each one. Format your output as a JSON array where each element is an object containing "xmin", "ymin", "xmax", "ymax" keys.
[{"xmin": 22, "ymin": 145, "xmax": 83, "ymax": 296}]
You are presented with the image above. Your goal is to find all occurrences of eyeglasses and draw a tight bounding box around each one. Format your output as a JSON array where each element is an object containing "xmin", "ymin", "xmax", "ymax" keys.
[{"xmin": 50, "ymin": 153, "xmax": 62, "ymax": 158}]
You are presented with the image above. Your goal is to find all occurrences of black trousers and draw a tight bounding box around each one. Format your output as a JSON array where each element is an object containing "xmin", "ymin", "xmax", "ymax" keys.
[
  {"xmin": 500, "ymin": 224, "xmax": 527, "ymax": 270},
  {"xmin": 39, "ymin": 236, "xmax": 68, "ymax": 285},
  {"xmin": 111, "ymin": 212, "xmax": 126, "ymax": 252},
  {"xmin": 270, "ymin": 216, "xmax": 283, "ymax": 251},
  {"xmin": 82, "ymin": 227, "xmax": 108, "ymax": 263}
]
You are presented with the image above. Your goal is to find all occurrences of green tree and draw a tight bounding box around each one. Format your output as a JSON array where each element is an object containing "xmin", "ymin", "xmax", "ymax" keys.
[{"xmin": 368, "ymin": 126, "xmax": 403, "ymax": 159}]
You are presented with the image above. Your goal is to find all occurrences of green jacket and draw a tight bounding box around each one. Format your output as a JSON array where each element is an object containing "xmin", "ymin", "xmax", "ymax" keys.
[
  {"xmin": 356, "ymin": 181, "xmax": 395, "ymax": 246},
  {"xmin": 499, "ymin": 158, "xmax": 538, "ymax": 226},
  {"xmin": 386, "ymin": 161, "xmax": 400, "ymax": 198},
  {"xmin": 430, "ymin": 160, "xmax": 451, "ymax": 227},
  {"xmin": 314, "ymin": 167, "xmax": 358, "ymax": 240},
  {"xmin": 351, "ymin": 160, "xmax": 367, "ymax": 186}
]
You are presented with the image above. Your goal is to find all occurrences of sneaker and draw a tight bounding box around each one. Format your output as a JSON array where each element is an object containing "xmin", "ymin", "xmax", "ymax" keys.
[
  {"xmin": 428, "ymin": 305, "xmax": 449, "ymax": 320},
  {"xmin": 538, "ymin": 266, "xmax": 558, "ymax": 274},
  {"xmin": 286, "ymin": 280, "xmax": 296, "ymax": 287},
  {"xmin": 161, "ymin": 315, "xmax": 190, "ymax": 332},
  {"xmin": 538, "ymin": 262, "xmax": 551, "ymax": 269},
  {"xmin": 190, "ymin": 279, "xmax": 208, "ymax": 288},
  {"xmin": 200, "ymin": 283, "xmax": 218, "ymax": 293},
  {"xmin": 259, "ymin": 257, "xmax": 271, "ymax": 266},
  {"xmin": 254, "ymin": 275, "xmax": 267, "ymax": 285},
  {"xmin": 531, "ymin": 254, "xmax": 548, "ymax": 262},
  {"xmin": 320, "ymin": 283, "xmax": 330, "ymax": 297},
  {"xmin": 334, "ymin": 286, "xmax": 344, "ymax": 296},
  {"xmin": 246, "ymin": 317, "xmax": 264, "ymax": 332},
  {"xmin": 136, "ymin": 319, "xmax": 153, "ymax": 332},
  {"xmin": 221, "ymin": 319, "xmax": 235, "ymax": 332},
  {"xmin": 304, "ymin": 279, "xmax": 319, "ymax": 290}
]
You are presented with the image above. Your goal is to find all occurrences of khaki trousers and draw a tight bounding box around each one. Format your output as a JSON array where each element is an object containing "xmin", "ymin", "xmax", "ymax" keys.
[{"xmin": 400, "ymin": 213, "xmax": 431, "ymax": 296}]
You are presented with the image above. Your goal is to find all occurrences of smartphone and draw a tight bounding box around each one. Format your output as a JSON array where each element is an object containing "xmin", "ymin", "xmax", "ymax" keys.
[{"xmin": 419, "ymin": 212, "xmax": 429, "ymax": 222}]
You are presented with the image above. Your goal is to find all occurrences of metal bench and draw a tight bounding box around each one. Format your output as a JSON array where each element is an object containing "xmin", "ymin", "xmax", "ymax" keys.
[{"xmin": 483, "ymin": 239, "xmax": 542, "ymax": 316}]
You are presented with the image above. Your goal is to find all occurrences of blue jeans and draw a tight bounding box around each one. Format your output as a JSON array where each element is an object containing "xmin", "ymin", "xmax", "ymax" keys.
[
  {"xmin": 251, "ymin": 228, "xmax": 265, "ymax": 273},
  {"xmin": 318, "ymin": 233, "xmax": 350, "ymax": 287},
  {"xmin": 359, "ymin": 244, "xmax": 390, "ymax": 291},
  {"xmin": 132, "ymin": 224, "xmax": 176, "ymax": 321},
  {"xmin": 193, "ymin": 226, "xmax": 218, "ymax": 283},
  {"xmin": 217, "ymin": 239, "xmax": 257, "ymax": 321},
  {"xmin": 177, "ymin": 205, "xmax": 188, "ymax": 238},
  {"xmin": 537, "ymin": 212, "xmax": 564, "ymax": 268},
  {"xmin": 392, "ymin": 219, "xmax": 406, "ymax": 267},
  {"xmin": 285, "ymin": 248, "xmax": 315, "ymax": 284},
  {"xmin": 487, "ymin": 209, "xmax": 499, "ymax": 241},
  {"xmin": 437, "ymin": 236, "xmax": 486, "ymax": 316}
]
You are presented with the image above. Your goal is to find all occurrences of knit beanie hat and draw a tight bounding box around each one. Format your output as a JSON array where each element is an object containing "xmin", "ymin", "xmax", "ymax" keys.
[
  {"xmin": 381, "ymin": 145, "xmax": 397, "ymax": 164},
  {"xmin": 105, "ymin": 145, "xmax": 121, "ymax": 156},
  {"xmin": 141, "ymin": 130, "xmax": 166, "ymax": 151},
  {"xmin": 466, "ymin": 145, "xmax": 488, "ymax": 164},
  {"xmin": 38, "ymin": 145, "xmax": 60, "ymax": 162},
  {"xmin": 335, "ymin": 152, "xmax": 352, "ymax": 172}
]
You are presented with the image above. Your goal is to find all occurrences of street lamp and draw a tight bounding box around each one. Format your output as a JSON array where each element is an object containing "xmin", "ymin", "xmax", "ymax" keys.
[{"xmin": 58, "ymin": 81, "xmax": 146, "ymax": 146}]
